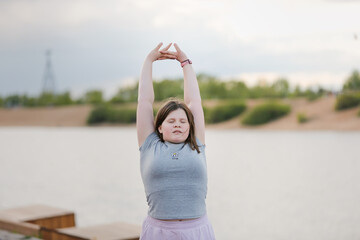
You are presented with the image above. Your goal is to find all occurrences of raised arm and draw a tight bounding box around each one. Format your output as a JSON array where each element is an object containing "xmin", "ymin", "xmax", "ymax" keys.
[
  {"xmin": 137, "ymin": 43, "xmax": 174, "ymax": 147},
  {"xmin": 160, "ymin": 43, "xmax": 205, "ymax": 144}
]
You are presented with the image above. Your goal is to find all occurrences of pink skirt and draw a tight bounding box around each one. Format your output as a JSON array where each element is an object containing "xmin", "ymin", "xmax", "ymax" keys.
[{"xmin": 140, "ymin": 214, "xmax": 216, "ymax": 240}]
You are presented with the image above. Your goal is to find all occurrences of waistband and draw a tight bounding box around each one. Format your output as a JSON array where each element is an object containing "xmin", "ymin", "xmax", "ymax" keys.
[{"xmin": 145, "ymin": 214, "xmax": 209, "ymax": 230}]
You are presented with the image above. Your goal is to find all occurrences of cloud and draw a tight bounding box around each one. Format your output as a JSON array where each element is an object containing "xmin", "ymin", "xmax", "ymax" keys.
[
  {"xmin": 0, "ymin": 0, "xmax": 359, "ymax": 97},
  {"xmin": 326, "ymin": 0, "xmax": 360, "ymax": 2},
  {"xmin": 221, "ymin": 71, "xmax": 348, "ymax": 90}
]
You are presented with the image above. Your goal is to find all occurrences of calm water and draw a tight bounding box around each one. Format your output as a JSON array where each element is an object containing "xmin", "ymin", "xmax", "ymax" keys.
[{"xmin": 0, "ymin": 127, "xmax": 359, "ymax": 240}]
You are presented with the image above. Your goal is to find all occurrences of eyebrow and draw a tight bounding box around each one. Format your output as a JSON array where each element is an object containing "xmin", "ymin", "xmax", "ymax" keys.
[{"xmin": 167, "ymin": 118, "xmax": 187, "ymax": 120}]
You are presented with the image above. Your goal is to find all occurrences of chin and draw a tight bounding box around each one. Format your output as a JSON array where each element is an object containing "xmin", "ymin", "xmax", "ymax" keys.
[
  {"xmin": 166, "ymin": 135, "xmax": 187, "ymax": 143},
  {"xmin": 170, "ymin": 138, "xmax": 185, "ymax": 143}
]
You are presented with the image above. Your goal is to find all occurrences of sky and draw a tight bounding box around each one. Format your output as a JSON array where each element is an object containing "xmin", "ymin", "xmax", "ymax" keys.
[{"xmin": 0, "ymin": 0, "xmax": 359, "ymax": 99}]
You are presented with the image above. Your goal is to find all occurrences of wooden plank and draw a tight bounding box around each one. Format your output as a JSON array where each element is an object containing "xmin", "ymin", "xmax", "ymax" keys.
[
  {"xmin": 0, "ymin": 205, "xmax": 140, "ymax": 240},
  {"xmin": 0, "ymin": 204, "xmax": 75, "ymax": 223},
  {"xmin": 58, "ymin": 222, "xmax": 141, "ymax": 240},
  {"xmin": 27, "ymin": 213, "xmax": 76, "ymax": 229},
  {"xmin": 0, "ymin": 204, "xmax": 76, "ymax": 233},
  {"xmin": 41, "ymin": 227, "xmax": 88, "ymax": 240},
  {"xmin": 0, "ymin": 229, "xmax": 42, "ymax": 240},
  {"xmin": 0, "ymin": 217, "xmax": 40, "ymax": 237}
]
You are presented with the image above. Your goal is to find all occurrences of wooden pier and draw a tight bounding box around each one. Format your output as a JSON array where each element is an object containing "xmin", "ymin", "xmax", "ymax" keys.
[{"xmin": 0, "ymin": 204, "xmax": 141, "ymax": 240}]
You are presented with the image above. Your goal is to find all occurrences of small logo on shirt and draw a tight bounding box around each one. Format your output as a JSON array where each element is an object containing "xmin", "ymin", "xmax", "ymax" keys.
[{"xmin": 171, "ymin": 152, "xmax": 179, "ymax": 160}]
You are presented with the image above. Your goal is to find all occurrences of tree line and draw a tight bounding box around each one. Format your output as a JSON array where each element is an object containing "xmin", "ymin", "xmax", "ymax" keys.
[{"xmin": 1, "ymin": 70, "xmax": 359, "ymax": 108}]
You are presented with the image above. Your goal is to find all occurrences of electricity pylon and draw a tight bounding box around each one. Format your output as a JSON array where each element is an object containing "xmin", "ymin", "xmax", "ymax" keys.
[{"xmin": 42, "ymin": 49, "xmax": 56, "ymax": 94}]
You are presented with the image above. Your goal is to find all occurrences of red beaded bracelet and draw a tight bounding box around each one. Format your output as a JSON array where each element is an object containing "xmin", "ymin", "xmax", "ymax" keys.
[{"xmin": 181, "ymin": 59, "xmax": 192, "ymax": 68}]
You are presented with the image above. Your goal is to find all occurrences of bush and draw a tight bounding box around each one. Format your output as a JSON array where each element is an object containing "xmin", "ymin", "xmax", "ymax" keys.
[
  {"xmin": 87, "ymin": 105, "xmax": 110, "ymax": 124},
  {"xmin": 202, "ymin": 106, "xmax": 210, "ymax": 123},
  {"xmin": 343, "ymin": 70, "xmax": 360, "ymax": 91},
  {"xmin": 242, "ymin": 102, "xmax": 291, "ymax": 125},
  {"xmin": 107, "ymin": 108, "xmax": 136, "ymax": 123},
  {"xmin": 297, "ymin": 112, "xmax": 308, "ymax": 123},
  {"xmin": 205, "ymin": 101, "xmax": 247, "ymax": 123},
  {"xmin": 306, "ymin": 92, "xmax": 321, "ymax": 101},
  {"xmin": 87, "ymin": 104, "xmax": 136, "ymax": 125},
  {"xmin": 335, "ymin": 92, "xmax": 360, "ymax": 110}
]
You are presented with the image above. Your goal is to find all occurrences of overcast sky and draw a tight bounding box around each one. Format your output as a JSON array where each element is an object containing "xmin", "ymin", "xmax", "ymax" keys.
[{"xmin": 0, "ymin": 0, "xmax": 359, "ymax": 99}]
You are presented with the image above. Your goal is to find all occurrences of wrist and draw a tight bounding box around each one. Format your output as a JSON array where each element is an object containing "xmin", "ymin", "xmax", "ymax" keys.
[
  {"xmin": 181, "ymin": 59, "xmax": 192, "ymax": 68},
  {"xmin": 145, "ymin": 56, "xmax": 155, "ymax": 63},
  {"xmin": 178, "ymin": 54, "xmax": 188, "ymax": 63}
]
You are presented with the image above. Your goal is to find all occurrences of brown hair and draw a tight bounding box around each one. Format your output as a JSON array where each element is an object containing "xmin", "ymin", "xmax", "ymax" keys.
[{"xmin": 155, "ymin": 98, "xmax": 200, "ymax": 153}]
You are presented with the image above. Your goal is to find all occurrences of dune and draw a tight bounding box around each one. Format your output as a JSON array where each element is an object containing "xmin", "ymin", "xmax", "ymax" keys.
[
  {"xmin": 0, "ymin": 96, "xmax": 359, "ymax": 130},
  {"xmin": 208, "ymin": 96, "xmax": 360, "ymax": 130},
  {"xmin": 0, "ymin": 105, "xmax": 93, "ymax": 126}
]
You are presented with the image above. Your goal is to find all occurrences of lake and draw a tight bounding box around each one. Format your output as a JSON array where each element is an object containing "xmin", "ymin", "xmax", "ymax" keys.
[{"xmin": 0, "ymin": 127, "xmax": 359, "ymax": 239}]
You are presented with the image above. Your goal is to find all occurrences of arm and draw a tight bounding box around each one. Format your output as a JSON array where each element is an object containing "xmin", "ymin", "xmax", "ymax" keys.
[
  {"xmin": 137, "ymin": 43, "xmax": 174, "ymax": 147},
  {"xmin": 183, "ymin": 63, "xmax": 205, "ymax": 144},
  {"xmin": 137, "ymin": 58, "xmax": 155, "ymax": 148},
  {"xmin": 160, "ymin": 43, "xmax": 205, "ymax": 144}
]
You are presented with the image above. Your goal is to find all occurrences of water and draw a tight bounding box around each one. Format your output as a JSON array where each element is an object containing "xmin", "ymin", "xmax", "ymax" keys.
[{"xmin": 0, "ymin": 127, "xmax": 359, "ymax": 240}]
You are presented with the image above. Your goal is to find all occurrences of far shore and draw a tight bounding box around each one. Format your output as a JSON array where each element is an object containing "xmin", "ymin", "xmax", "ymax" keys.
[{"xmin": 0, "ymin": 96, "xmax": 359, "ymax": 130}]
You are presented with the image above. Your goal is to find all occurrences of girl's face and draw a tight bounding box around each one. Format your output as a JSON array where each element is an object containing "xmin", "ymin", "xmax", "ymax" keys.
[{"xmin": 158, "ymin": 108, "xmax": 190, "ymax": 143}]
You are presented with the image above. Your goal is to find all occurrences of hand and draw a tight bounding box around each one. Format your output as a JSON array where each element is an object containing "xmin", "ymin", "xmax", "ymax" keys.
[
  {"xmin": 159, "ymin": 43, "xmax": 188, "ymax": 63},
  {"xmin": 146, "ymin": 43, "xmax": 177, "ymax": 62}
]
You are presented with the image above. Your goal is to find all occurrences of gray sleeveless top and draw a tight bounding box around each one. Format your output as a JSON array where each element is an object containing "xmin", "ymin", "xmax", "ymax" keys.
[{"xmin": 139, "ymin": 132, "xmax": 207, "ymax": 220}]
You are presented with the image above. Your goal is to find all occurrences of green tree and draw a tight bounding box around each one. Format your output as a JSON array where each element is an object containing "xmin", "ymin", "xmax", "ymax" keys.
[
  {"xmin": 225, "ymin": 81, "xmax": 249, "ymax": 99},
  {"xmin": 84, "ymin": 90, "xmax": 103, "ymax": 104},
  {"xmin": 153, "ymin": 79, "xmax": 183, "ymax": 101},
  {"xmin": 249, "ymin": 79, "xmax": 277, "ymax": 98},
  {"xmin": 110, "ymin": 83, "xmax": 138, "ymax": 103},
  {"xmin": 290, "ymin": 85, "xmax": 304, "ymax": 98},
  {"xmin": 343, "ymin": 70, "xmax": 360, "ymax": 91},
  {"xmin": 0, "ymin": 96, "xmax": 3, "ymax": 107},
  {"xmin": 4, "ymin": 94, "xmax": 22, "ymax": 107},
  {"xmin": 21, "ymin": 94, "xmax": 37, "ymax": 107},
  {"xmin": 199, "ymin": 78, "xmax": 227, "ymax": 99},
  {"xmin": 304, "ymin": 88, "xmax": 317, "ymax": 101},
  {"xmin": 37, "ymin": 92, "xmax": 56, "ymax": 106},
  {"xmin": 54, "ymin": 91, "xmax": 73, "ymax": 105},
  {"xmin": 272, "ymin": 78, "xmax": 289, "ymax": 98}
]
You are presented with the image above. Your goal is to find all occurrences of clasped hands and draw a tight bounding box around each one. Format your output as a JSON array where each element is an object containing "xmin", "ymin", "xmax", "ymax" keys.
[{"xmin": 147, "ymin": 43, "xmax": 188, "ymax": 63}]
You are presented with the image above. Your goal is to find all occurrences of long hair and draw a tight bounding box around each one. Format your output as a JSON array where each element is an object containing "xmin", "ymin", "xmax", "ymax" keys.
[{"xmin": 155, "ymin": 98, "xmax": 200, "ymax": 153}]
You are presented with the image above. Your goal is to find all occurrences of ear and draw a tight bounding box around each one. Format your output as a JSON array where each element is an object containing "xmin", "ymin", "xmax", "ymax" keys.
[{"xmin": 158, "ymin": 125, "xmax": 163, "ymax": 134}]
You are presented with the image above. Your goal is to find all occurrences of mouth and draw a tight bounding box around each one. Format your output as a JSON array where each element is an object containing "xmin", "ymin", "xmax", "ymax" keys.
[{"xmin": 173, "ymin": 130, "xmax": 182, "ymax": 134}]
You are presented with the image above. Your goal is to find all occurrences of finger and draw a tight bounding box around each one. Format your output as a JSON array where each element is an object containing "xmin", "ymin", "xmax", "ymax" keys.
[
  {"xmin": 155, "ymin": 42, "xmax": 163, "ymax": 50},
  {"xmin": 159, "ymin": 50, "xmax": 177, "ymax": 55},
  {"xmin": 158, "ymin": 51, "xmax": 177, "ymax": 59},
  {"xmin": 161, "ymin": 43, "xmax": 172, "ymax": 51},
  {"xmin": 157, "ymin": 57, "xmax": 175, "ymax": 60},
  {"xmin": 160, "ymin": 54, "xmax": 177, "ymax": 59},
  {"xmin": 174, "ymin": 43, "xmax": 181, "ymax": 52},
  {"xmin": 158, "ymin": 55, "xmax": 177, "ymax": 60}
]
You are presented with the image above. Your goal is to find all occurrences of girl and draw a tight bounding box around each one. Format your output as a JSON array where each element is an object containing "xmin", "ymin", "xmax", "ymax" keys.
[{"xmin": 137, "ymin": 43, "xmax": 215, "ymax": 240}]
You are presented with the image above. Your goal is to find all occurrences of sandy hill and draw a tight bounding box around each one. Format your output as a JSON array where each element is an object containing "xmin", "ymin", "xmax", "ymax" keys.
[
  {"xmin": 0, "ymin": 105, "xmax": 93, "ymax": 126},
  {"xmin": 209, "ymin": 96, "xmax": 360, "ymax": 130},
  {"xmin": 0, "ymin": 96, "xmax": 359, "ymax": 130}
]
